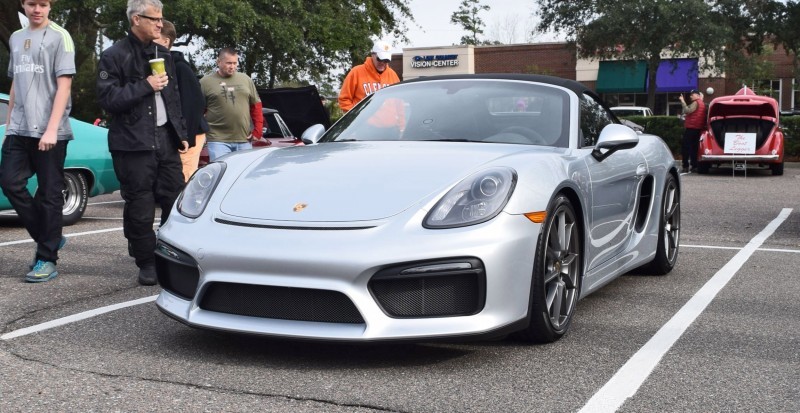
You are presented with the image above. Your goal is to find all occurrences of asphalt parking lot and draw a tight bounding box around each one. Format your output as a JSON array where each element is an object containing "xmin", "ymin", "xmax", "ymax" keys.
[{"xmin": 1, "ymin": 164, "xmax": 799, "ymax": 412}]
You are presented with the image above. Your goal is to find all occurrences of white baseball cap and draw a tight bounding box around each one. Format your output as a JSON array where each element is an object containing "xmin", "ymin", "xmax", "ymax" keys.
[{"xmin": 371, "ymin": 41, "xmax": 393, "ymax": 61}]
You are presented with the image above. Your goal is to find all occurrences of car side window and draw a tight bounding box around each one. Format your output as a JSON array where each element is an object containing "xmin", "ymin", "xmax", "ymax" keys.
[{"xmin": 580, "ymin": 93, "xmax": 614, "ymax": 147}]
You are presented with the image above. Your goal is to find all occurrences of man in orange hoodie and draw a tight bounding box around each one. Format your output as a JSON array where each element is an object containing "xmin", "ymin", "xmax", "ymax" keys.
[{"xmin": 338, "ymin": 41, "xmax": 400, "ymax": 113}]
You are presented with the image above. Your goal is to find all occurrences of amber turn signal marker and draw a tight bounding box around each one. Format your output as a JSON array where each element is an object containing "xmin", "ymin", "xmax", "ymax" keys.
[{"xmin": 524, "ymin": 211, "xmax": 547, "ymax": 223}]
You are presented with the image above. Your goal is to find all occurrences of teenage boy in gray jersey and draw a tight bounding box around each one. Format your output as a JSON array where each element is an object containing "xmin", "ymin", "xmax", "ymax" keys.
[{"xmin": 0, "ymin": 0, "xmax": 75, "ymax": 283}]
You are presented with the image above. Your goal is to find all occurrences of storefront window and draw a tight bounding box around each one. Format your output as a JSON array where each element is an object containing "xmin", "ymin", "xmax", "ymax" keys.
[
  {"xmin": 602, "ymin": 92, "xmax": 685, "ymax": 115},
  {"xmin": 656, "ymin": 93, "xmax": 685, "ymax": 116},
  {"xmin": 753, "ymin": 79, "xmax": 781, "ymax": 105},
  {"xmin": 600, "ymin": 93, "xmax": 648, "ymax": 108}
]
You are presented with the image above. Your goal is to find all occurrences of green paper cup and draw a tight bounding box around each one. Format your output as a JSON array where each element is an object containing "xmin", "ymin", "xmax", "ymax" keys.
[{"xmin": 149, "ymin": 58, "xmax": 165, "ymax": 75}]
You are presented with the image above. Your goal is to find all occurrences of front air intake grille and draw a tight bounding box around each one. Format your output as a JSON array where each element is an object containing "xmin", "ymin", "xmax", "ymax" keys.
[
  {"xmin": 155, "ymin": 242, "xmax": 200, "ymax": 300},
  {"xmin": 369, "ymin": 258, "xmax": 485, "ymax": 318},
  {"xmin": 199, "ymin": 283, "xmax": 365, "ymax": 324}
]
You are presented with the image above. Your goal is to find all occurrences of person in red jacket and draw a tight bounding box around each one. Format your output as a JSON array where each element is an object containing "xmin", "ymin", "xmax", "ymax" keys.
[
  {"xmin": 338, "ymin": 41, "xmax": 400, "ymax": 113},
  {"xmin": 679, "ymin": 89, "xmax": 706, "ymax": 173}
]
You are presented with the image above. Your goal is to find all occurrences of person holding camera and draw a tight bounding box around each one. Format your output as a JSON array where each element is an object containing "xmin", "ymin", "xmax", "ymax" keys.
[{"xmin": 679, "ymin": 89, "xmax": 706, "ymax": 173}]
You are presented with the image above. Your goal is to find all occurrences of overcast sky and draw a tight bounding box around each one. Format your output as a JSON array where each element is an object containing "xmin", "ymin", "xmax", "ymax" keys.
[{"xmin": 396, "ymin": 0, "xmax": 544, "ymax": 50}]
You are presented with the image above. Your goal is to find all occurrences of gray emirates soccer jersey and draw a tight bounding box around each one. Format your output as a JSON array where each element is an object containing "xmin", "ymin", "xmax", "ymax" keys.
[{"xmin": 6, "ymin": 22, "xmax": 76, "ymax": 140}]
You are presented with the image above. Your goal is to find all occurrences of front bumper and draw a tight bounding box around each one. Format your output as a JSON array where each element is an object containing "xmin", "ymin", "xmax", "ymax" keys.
[{"xmin": 155, "ymin": 211, "xmax": 540, "ymax": 341}]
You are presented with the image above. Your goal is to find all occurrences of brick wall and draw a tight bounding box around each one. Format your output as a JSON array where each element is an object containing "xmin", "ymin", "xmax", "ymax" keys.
[
  {"xmin": 768, "ymin": 44, "xmax": 795, "ymax": 79},
  {"xmin": 392, "ymin": 42, "xmax": 799, "ymax": 110},
  {"xmin": 474, "ymin": 43, "xmax": 577, "ymax": 79}
]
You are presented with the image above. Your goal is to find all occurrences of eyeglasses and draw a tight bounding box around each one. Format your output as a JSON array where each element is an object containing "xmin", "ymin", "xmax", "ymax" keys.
[{"xmin": 138, "ymin": 14, "xmax": 164, "ymax": 24}]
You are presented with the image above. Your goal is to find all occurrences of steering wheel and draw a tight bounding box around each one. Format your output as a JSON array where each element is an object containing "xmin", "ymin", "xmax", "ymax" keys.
[{"xmin": 499, "ymin": 126, "xmax": 545, "ymax": 145}]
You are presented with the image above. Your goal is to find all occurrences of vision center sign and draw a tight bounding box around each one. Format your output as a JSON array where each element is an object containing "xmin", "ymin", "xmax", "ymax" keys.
[
  {"xmin": 411, "ymin": 54, "xmax": 460, "ymax": 68},
  {"xmin": 403, "ymin": 46, "xmax": 474, "ymax": 80}
]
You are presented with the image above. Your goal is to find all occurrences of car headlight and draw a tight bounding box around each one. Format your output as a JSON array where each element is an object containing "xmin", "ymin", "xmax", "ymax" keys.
[
  {"xmin": 177, "ymin": 162, "xmax": 226, "ymax": 218},
  {"xmin": 424, "ymin": 167, "xmax": 517, "ymax": 229}
]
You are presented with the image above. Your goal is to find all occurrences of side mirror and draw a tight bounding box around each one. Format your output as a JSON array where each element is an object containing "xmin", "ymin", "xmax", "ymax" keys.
[
  {"xmin": 301, "ymin": 124, "xmax": 326, "ymax": 145},
  {"xmin": 592, "ymin": 124, "xmax": 640, "ymax": 162}
]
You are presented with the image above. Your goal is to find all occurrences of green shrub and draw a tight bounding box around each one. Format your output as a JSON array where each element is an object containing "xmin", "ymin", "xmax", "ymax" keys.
[
  {"xmin": 619, "ymin": 115, "xmax": 800, "ymax": 160},
  {"xmin": 779, "ymin": 116, "xmax": 800, "ymax": 160},
  {"xmin": 621, "ymin": 116, "xmax": 684, "ymax": 156}
]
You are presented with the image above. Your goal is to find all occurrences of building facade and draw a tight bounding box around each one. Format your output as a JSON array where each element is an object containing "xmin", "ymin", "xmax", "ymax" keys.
[{"xmin": 388, "ymin": 42, "xmax": 799, "ymax": 115}]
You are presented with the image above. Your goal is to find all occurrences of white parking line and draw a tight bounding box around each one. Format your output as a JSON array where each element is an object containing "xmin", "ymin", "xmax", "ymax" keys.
[
  {"xmin": 0, "ymin": 200, "xmax": 123, "ymax": 217},
  {"xmin": 0, "ymin": 222, "xmax": 159, "ymax": 247},
  {"xmin": 0, "ymin": 295, "xmax": 157, "ymax": 341},
  {"xmin": 681, "ymin": 244, "xmax": 800, "ymax": 253},
  {"xmin": 0, "ymin": 227, "xmax": 125, "ymax": 247},
  {"xmin": 578, "ymin": 208, "xmax": 792, "ymax": 413},
  {"xmin": 0, "ymin": 208, "xmax": 794, "ymax": 379},
  {"xmin": 87, "ymin": 200, "xmax": 125, "ymax": 206}
]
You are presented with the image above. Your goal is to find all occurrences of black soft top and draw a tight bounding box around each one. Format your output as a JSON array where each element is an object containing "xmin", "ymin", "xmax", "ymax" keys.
[{"xmin": 400, "ymin": 73, "xmax": 592, "ymax": 96}]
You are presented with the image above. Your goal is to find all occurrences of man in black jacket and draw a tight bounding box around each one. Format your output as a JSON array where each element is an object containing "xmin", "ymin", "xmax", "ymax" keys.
[{"xmin": 96, "ymin": 0, "xmax": 188, "ymax": 286}]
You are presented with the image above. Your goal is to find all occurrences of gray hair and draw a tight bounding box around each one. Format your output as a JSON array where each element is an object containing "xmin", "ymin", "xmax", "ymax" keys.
[{"xmin": 127, "ymin": 0, "xmax": 163, "ymax": 23}]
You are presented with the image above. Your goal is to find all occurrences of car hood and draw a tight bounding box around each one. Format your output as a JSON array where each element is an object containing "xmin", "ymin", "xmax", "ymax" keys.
[{"xmin": 219, "ymin": 142, "xmax": 535, "ymax": 222}]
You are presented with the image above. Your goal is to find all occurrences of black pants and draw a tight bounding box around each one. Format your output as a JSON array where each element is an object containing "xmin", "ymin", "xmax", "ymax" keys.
[
  {"xmin": 681, "ymin": 128, "xmax": 702, "ymax": 169},
  {"xmin": 0, "ymin": 135, "xmax": 68, "ymax": 263},
  {"xmin": 111, "ymin": 127, "xmax": 184, "ymax": 269}
]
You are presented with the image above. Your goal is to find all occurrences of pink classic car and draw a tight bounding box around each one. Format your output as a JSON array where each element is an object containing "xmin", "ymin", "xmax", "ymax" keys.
[{"xmin": 697, "ymin": 87, "xmax": 785, "ymax": 175}]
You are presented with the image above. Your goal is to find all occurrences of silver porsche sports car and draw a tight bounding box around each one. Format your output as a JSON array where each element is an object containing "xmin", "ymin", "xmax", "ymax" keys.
[{"xmin": 155, "ymin": 74, "xmax": 680, "ymax": 343}]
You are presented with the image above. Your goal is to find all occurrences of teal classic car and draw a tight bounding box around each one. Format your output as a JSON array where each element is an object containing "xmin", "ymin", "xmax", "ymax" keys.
[{"xmin": 0, "ymin": 93, "xmax": 120, "ymax": 225}]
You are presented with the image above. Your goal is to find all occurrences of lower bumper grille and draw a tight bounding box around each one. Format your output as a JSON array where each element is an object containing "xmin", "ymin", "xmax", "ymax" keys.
[
  {"xmin": 155, "ymin": 242, "xmax": 200, "ymax": 300},
  {"xmin": 199, "ymin": 283, "xmax": 365, "ymax": 324},
  {"xmin": 369, "ymin": 258, "xmax": 485, "ymax": 318}
]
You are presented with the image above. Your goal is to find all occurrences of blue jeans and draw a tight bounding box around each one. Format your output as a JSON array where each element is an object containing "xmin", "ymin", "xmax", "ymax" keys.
[
  {"xmin": 0, "ymin": 135, "xmax": 68, "ymax": 263},
  {"xmin": 206, "ymin": 141, "xmax": 252, "ymax": 161}
]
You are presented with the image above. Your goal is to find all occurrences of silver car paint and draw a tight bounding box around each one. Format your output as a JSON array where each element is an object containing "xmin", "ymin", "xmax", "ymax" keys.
[{"xmin": 156, "ymin": 80, "xmax": 678, "ymax": 340}]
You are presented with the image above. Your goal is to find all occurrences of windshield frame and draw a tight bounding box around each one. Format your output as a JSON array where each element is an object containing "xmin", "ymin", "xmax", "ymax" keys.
[{"xmin": 321, "ymin": 79, "xmax": 572, "ymax": 148}]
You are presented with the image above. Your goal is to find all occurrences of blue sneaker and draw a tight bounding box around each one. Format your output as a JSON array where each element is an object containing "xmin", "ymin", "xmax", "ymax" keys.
[
  {"xmin": 29, "ymin": 236, "xmax": 67, "ymax": 270},
  {"xmin": 25, "ymin": 260, "xmax": 59, "ymax": 283}
]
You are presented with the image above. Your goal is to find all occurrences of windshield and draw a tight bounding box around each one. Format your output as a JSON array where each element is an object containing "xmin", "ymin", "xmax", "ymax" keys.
[{"xmin": 322, "ymin": 80, "xmax": 571, "ymax": 147}]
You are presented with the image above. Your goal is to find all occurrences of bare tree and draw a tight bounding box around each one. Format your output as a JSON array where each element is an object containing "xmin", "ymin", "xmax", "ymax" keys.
[
  {"xmin": 485, "ymin": 5, "xmax": 541, "ymax": 45},
  {"xmin": 487, "ymin": 14, "xmax": 522, "ymax": 44}
]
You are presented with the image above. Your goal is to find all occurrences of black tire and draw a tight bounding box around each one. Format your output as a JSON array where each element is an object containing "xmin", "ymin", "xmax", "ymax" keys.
[
  {"xmin": 62, "ymin": 170, "xmax": 88, "ymax": 226},
  {"xmin": 771, "ymin": 162, "xmax": 784, "ymax": 176},
  {"xmin": 518, "ymin": 195, "xmax": 581, "ymax": 343},
  {"xmin": 644, "ymin": 174, "xmax": 680, "ymax": 275},
  {"xmin": 697, "ymin": 163, "xmax": 710, "ymax": 174}
]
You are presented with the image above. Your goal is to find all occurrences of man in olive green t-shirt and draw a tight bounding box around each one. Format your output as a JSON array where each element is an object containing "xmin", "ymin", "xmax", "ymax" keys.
[{"xmin": 200, "ymin": 47, "xmax": 263, "ymax": 161}]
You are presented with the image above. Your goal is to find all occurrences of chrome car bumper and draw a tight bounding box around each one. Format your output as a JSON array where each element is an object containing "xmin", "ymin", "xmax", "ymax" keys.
[{"xmin": 700, "ymin": 154, "xmax": 779, "ymax": 162}]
